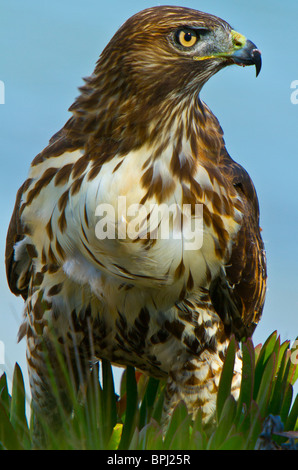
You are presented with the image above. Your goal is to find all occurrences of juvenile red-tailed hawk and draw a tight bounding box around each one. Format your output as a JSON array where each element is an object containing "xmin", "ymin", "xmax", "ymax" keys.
[{"xmin": 6, "ymin": 6, "xmax": 266, "ymax": 441}]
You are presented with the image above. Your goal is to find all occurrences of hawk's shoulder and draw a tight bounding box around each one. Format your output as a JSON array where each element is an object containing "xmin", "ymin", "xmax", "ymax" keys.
[
  {"xmin": 210, "ymin": 147, "xmax": 267, "ymax": 339},
  {"xmin": 6, "ymin": 181, "xmax": 30, "ymax": 299},
  {"xmin": 5, "ymin": 128, "xmax": 81, "ymax": 299}
]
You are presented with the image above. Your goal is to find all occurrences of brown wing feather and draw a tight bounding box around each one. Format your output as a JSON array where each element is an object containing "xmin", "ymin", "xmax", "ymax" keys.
[
  {"xmin": 210, "ymin": 148, "xmax": 267, "ymax": 340},
  {"xmin": 6, "ymin": 129, "xmax": 82, "ymax": 299},
  {"xmin": 5, "ymin": 182, "xmax": 30, "ymax": 299}
]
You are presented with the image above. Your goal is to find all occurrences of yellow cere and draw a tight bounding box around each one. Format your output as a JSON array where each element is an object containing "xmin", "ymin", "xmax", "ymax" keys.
[
  {"xmin": 193, "ymin": 30, "xmax": 247, "ymax": 61},
  {"xmin": 231, "ymin": 30, "xmax": 247, "ymax": 49}
]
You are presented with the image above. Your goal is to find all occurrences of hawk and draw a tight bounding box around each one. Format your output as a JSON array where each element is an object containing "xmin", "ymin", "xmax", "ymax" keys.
[{"xmin": 6, "ymin": 6, "xmax": 266, "ymax": 440}]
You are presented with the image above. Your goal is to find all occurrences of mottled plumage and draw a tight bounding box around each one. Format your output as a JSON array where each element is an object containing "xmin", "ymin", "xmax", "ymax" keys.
[{"xmin": 6, "ymin": 6, "xmax": 266, "ymax": 441}]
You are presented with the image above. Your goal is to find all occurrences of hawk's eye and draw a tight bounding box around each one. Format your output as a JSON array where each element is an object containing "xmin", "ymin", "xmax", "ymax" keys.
[{"xmin": 175, "ymin": 29, "xmax": 198, "ymax": 48}]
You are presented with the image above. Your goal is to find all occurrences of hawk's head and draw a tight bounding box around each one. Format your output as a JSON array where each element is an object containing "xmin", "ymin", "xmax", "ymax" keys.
[
  {"xmin": 97, "ymin": 6, "xmax": 261, "ymax": 97},
  {"xmin": 68, "ymin": 6, "xmax": 261, "ymax": 152}
]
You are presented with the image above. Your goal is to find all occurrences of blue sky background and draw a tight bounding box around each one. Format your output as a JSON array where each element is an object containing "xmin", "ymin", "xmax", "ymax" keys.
[{"xmin": 0, "ymin": 0, "xmax": 297, "ymax": 403}]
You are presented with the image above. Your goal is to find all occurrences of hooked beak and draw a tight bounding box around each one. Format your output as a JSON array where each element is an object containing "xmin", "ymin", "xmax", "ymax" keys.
[
  {"xmin": 192, "ymin": 29, "xmax": 262, "ymax": 77},
  {"xmin": 229, "ymin": 30, "xmax": 262, "ymax": 77}
]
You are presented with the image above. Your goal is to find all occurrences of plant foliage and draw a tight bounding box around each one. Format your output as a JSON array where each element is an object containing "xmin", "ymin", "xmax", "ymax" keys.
[{"xmin": 0, "ymin": 331, "xmax": 297, "ymax": 450}]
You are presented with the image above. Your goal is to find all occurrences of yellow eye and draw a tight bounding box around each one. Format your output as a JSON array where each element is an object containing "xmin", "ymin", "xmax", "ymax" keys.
[{"xmin": 176, "ymin": 29, "xmax": 198, "ymax": 48}]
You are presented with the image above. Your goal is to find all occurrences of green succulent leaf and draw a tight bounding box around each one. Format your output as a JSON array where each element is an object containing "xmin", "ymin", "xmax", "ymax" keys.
[
  {"xmin": 0, "ymin": 330, "xmax": 297, "ymax": 450},
  {"xmin": 0, "ymin": 403, "xmax": 22, "ymax": 450},
  {"xmin": 0, "ymin": 373, "xmax": 11, "ymax": 414},
  {"xmin": 10, "ymin": 363, "xmax": 29, "ymax": 446},
  {"xmin": 236, "ymin": 338, "xmax": 255, "ymax": 422},
  {"xmin": 217, "ymin": 336, "xmax": 236, "ymax": 422},
  {"xmin": 118, "ymin": 366, "xmax": 138, "ymax": 450},
  {"xmin": 163, "ymin": 401, "xmax": 189, "ymax": 450}
]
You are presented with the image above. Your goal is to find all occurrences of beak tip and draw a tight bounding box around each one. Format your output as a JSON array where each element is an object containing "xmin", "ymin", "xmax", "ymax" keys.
[
  {"xmin": 252, "ymin": 48, "xmax": 262, "ymax": 77},
  {"xmin": 231, "ymin": 40, "xmax": 262, "ymax": 77}
]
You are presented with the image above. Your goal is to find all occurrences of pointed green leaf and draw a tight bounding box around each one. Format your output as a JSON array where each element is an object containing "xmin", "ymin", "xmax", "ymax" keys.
[
  {"xmin": 10, "ymin": 363, "xmax": 29, "ymax": 443},
  {"xmin": 147, "ymin": 429, "xmax": 164, "ymax": 450},
  {"xmin": 189, "ymin": 430, "xmax": 205, "ymax": 450},
  {"xmin": 151, "ymin": 382, "xmax": 166, "ymax": 424},
  {"xmin": 190, "ymin": 410, "xmax": 208, "ymax": 449},
  {"xmin": 219, "ymin": 394, "xmax": 237, "ymax": 427},
  {"xmin": 107, "ymin": 424, "xmax": 123, "ymax": 450},
  {"xmin": 244, "ymin": 401, "xmax": 262, "ymax": 450},
  {"xmin": 217, "ymin": 434, "xmax": 245, "ymax": 450},
  {"xmin": 168, "ymin": 415, "xmax": 191, "ymax": 450},
  {"xmin": 280, "ymin": 383, "xmax": 293, "ymax": 425},
  {"xmin": 254, "ymin": 343, "xmax": 262, "ymax": 362},
  {"xmin": 254, "ymin": 331, "xmax": 278, "ymax": 399},
  {"xmin": 163, "ymin": 401, "xmax": 188, "ymax": 450},
  {"xmin": 210, "ymin": 396, "xmax": 237, "ymax": 449},
  {"xmin": 289, "ymin": 337, "xmax": 298, "ymax": 385},
  {"xmin": 0, "ymin": 373, "xmax": 11, "ymax": 413},
  {"xmin": 269, "ymin": 347, "xmax": 291, "ymax": 416},
  {"xmin": 236, "ymin": 339, "xmax": 255, "ymax": 422},
  {"xmin": 277, "ymin": 340, "xmax": 291, "ymax": 371},
  {"xmin": 118, "ymin": 366, "xmax": 138, "ymax": 450},
  {"xmin": 128, "ymin": 426, "xmax": 140, "ymax": 450},
  {"xmin": 217, "ymin": 336, "xmax": 236, "ymax": 422},
  {"xmin": 285, "ymin": 391, "xmax": 298, "ymax": 432},
  {"xmin": 255, "ymin": 352, "xmax": 275, "ymax": 416},
  {"xmin": 83, "ymin": 364, "xmax": 104, "ymax": 449},
  {"xmin": 138, "ymin": 419, "xmax": 163, "ymax": 450},
  {"xmin": 192, "ymin": 408, "xmax": 204, "ymax": 435},
  {"xmin": 139, "ymin": 377, "xmax": 159, "ymax": 429},
  {"xmin": 0, "ymin": 403, "xmax": 22, "ymax": 450}
]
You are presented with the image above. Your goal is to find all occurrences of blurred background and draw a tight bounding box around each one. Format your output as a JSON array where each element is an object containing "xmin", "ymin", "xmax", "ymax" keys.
[{"xmin": 1, "ymin": 0, "xmax": 297, "ymax": 405}]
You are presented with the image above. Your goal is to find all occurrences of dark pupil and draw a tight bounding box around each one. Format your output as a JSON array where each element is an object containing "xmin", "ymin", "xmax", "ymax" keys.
[{"xmin": 184, "ymin": 32, "xmax": 193, "ymax": 42}]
